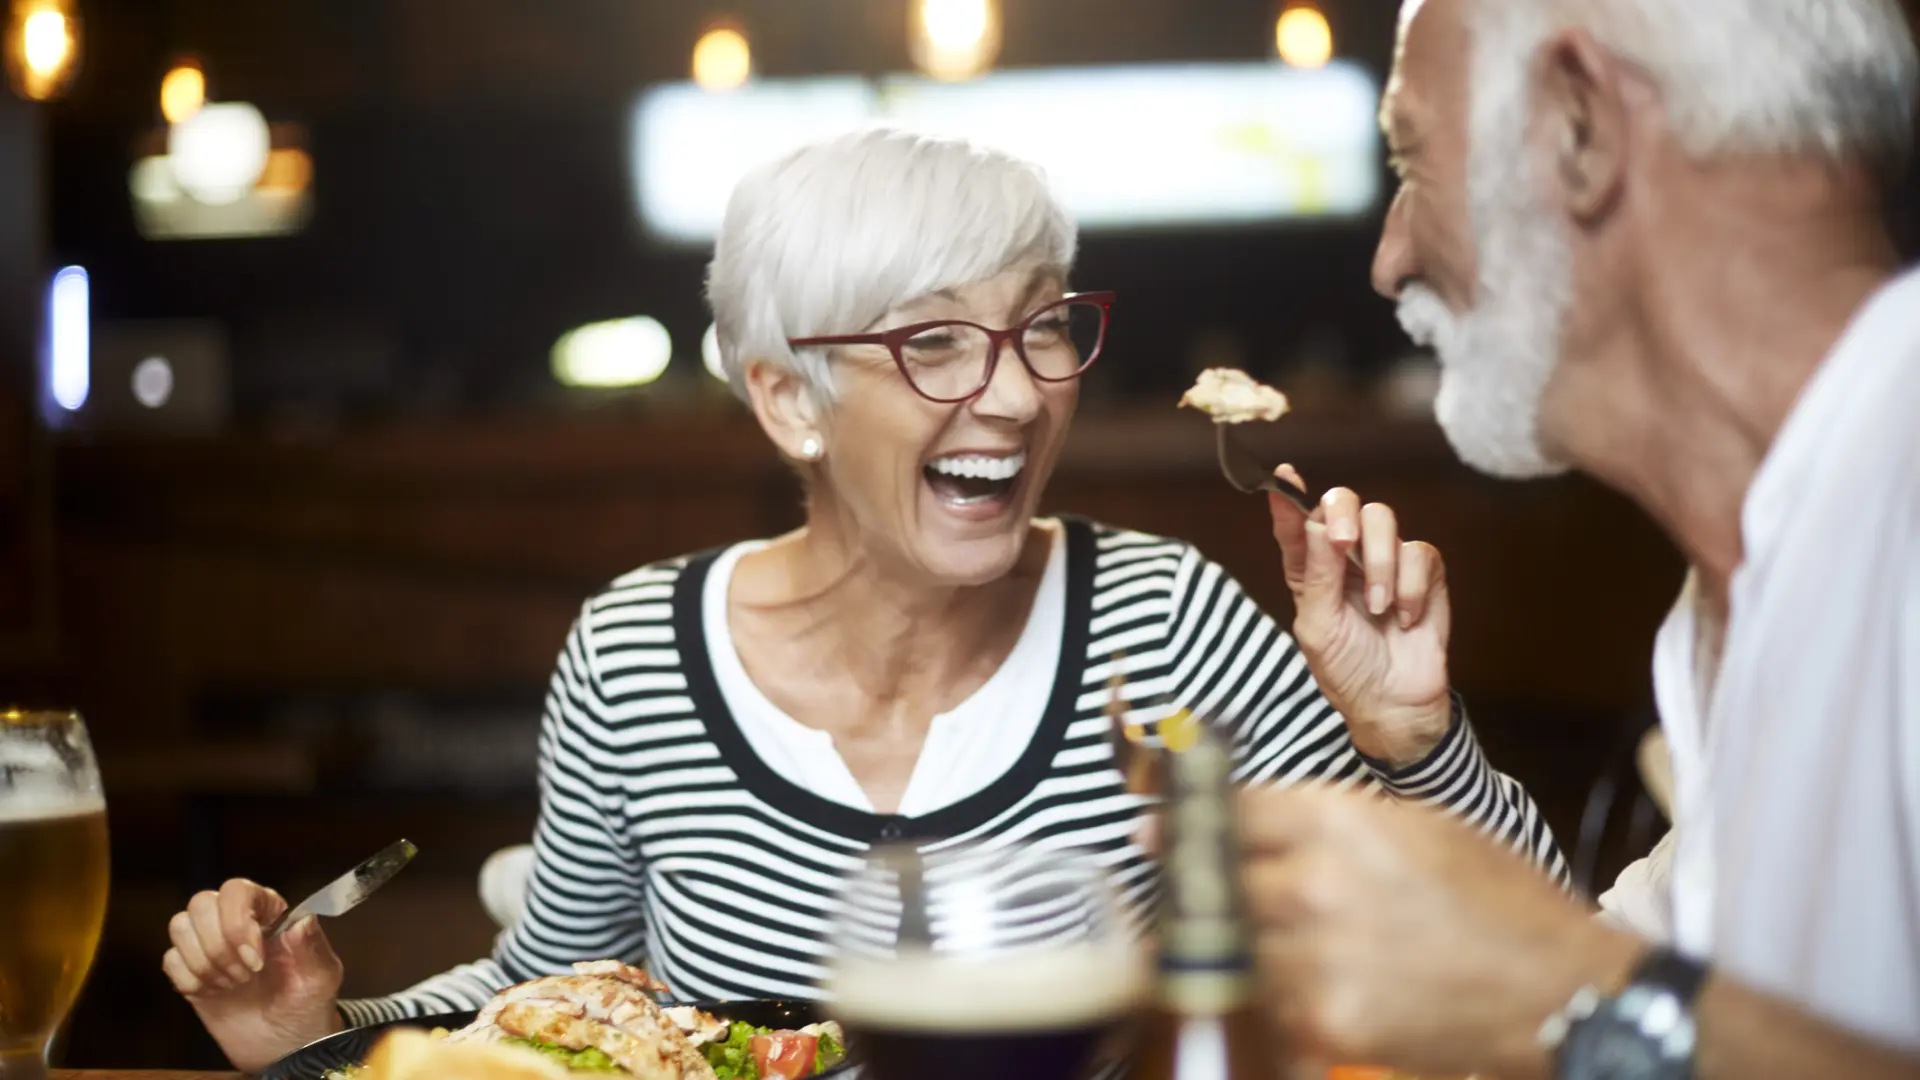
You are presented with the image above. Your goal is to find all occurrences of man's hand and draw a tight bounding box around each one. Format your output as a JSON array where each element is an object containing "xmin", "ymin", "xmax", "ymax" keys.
[
  {"xmin": 1268, "ymin": 466, "xmax": 1452, "ymax": 767},
  {"xmin": 1240, "ymin": 785, "xmax": 1641, "ymax": 1079}
]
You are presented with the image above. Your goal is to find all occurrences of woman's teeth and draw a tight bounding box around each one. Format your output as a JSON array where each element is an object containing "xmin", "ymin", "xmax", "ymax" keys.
[
  {"xmin": 927, "ymin": 451, "xmax": 1026, "ymax": 481},
  {"xmin": 925, "ymin": 452, "xmax": 1026, "ymax": 506}
]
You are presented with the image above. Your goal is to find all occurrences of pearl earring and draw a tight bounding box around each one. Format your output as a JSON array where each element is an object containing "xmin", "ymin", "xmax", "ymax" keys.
[{"xmin": 799, "ymin": 436, "xmax": 823, "ymax": 461}]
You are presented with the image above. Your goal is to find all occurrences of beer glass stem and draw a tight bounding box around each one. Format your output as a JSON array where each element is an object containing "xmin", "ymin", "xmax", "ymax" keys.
[{"xmin": 0, "ymin": 1038, "xmax": 51, "ymax": 1080}]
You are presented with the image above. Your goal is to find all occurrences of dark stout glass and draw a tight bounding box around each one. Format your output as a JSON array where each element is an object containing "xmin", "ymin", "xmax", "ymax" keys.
[{"xmin": 828, "ymin": 844, "xmax": 1146, "ymax": 1080}]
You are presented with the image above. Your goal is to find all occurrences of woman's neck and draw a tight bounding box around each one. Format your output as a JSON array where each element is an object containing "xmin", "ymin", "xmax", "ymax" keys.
[{"xmin": 732, "ymin": 511, "xmax": 1053, "ymax": 712}]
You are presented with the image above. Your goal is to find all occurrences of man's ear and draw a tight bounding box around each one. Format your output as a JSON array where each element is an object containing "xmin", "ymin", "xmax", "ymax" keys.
[
  {"xmin": 743, "ymin": 358, "xmax": 823, "ymax": 461},
  {"xmin": 1534, "ymin": 27, "xmax": 1630, "ymax": 224}
]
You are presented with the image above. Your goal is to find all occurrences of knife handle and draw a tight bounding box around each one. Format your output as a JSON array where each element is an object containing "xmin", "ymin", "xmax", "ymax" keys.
[{"xmin": 264, "ymin": 903, "xmax": 313, "ymax": 940}]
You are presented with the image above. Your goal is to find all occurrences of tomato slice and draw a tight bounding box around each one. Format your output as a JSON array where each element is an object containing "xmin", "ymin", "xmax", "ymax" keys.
[{"xmin": 750, "ymin": 1032, "xmax": 820, "ymax": 1080}]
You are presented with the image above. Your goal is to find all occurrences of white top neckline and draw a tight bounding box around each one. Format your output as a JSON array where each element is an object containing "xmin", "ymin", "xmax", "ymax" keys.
[{"xmin": 701, "ymin": 522, "xmax": 1067, "ymax": 817}]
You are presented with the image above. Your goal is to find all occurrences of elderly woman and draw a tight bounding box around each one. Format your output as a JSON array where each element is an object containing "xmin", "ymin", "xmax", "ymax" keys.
[{"xmin": 162, "ymin": 128, "xmax": 1563, "ymax": 1072}]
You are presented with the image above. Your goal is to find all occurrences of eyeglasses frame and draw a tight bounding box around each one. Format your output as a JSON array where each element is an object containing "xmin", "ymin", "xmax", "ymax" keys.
[{"xmin": 785, "ymin": 290, "xmax": 1116, "ymax": 404}]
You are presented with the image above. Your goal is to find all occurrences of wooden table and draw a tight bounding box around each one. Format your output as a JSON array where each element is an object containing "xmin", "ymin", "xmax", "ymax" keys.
[{"xmin": 53, "ymin": 1072, "xmax": 243, "ymax": 1079}]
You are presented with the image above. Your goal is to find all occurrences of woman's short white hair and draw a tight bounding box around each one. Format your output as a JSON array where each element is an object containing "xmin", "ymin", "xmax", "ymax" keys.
[
  {"xmin": 705, "ymin": 127, "xmax": 1078, "ymax": 403},
  {"xmin": 1468, "ymin": 0, "xmax": 1918, "ymax": 175}
]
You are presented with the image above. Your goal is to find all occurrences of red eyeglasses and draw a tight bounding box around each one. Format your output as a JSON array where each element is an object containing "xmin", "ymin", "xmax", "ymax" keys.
[{"xmin": 787, "ymin": 291, "xmax": 1115, "ymax": 404}]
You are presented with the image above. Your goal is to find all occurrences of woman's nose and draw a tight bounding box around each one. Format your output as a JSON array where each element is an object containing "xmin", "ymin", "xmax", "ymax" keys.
[{"xmin": 970, "ymin": 337, "xmax": 1043, "ymax": 420}]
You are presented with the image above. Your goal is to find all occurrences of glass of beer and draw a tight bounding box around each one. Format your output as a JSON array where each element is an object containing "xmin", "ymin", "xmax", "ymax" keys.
[
  {"xmin": 0, "ymin": 709, "xmax": 110, "ymax": 1080},
  {"xmin": 824, "ymin": 842, "xmax": 1147, "ymax": 1080}
]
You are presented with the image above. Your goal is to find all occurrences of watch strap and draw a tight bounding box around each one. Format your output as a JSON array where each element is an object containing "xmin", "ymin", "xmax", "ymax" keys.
[{"xmin": 1629, "ymin": 946, "xmax": 1708, "ymax": 1006}]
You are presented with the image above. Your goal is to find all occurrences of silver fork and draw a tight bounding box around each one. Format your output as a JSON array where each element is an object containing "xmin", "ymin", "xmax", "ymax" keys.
[{"xmin": 1214, "ymin": 423, "xmax": 1365, "ymax": 569}]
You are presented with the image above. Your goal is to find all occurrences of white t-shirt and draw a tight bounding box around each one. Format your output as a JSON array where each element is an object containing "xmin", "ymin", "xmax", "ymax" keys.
[
  {"xmin": 702, "ymin": 522, "xmax": 1066, "ymax": 816},
  {"xmin": 1601, "ymin": 268, "xmax": 1920, "ymax": 1050}
]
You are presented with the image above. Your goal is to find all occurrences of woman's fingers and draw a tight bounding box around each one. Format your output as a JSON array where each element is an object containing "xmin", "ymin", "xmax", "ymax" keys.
[
  {"xmin": 188, "ymin": 890, "xmax": 252, "ymax": 985},
  {"xmin": 1395, "ymin": 541, "xmax": 1441, "ymax": 629},
  {"xmin": 1319, "ymin": 488, "xmax": 1362, "ymax": 546},
  {"xmin": 162, "ymin": 946, "xmax": 203, "ymax": 996},
  {"xmin": 1359, "ymin": 503, "xmax": 1400, "ymax": 616},
  {"xmin": 168, "ymin": 907, "xmax": 226, "ymax": 990},
  {"xmin": 219, "ymin": 879, "xmax": 271, "ymax": 973},
  {"xmin": 1268, "ymin": 465, "xmax": 1315, "ymax": 589}
]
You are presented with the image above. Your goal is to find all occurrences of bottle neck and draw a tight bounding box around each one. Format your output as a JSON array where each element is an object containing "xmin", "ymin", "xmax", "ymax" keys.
[{"xmin": 1155, "ymin": 734, "xmax": 1254, "ymax": 1016}]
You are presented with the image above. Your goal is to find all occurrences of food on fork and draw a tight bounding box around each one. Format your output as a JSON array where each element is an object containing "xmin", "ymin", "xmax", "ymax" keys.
[
  {"xmin": 330, "ymin": 961, "xmax": 846, "ymax": 1080},
  {"xmin": 1178, "ymin": 368, "xmax": 1292, "ymax": 424}
]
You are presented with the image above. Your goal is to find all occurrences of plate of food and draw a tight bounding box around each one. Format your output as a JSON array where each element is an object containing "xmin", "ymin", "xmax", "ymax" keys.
[{"xmin": 260, "ymin": 961, "xmax": 850, "ymax": 1080}]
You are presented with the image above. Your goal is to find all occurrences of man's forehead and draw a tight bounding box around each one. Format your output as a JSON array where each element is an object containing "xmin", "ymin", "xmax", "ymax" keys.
[
  {"xmin": 1398, "ymin": 0, "xmax": 1429, "ymax": 37},
  {"xmin": 1385, "ymin": 0, "xmax": 1468, "ymax": 137}
]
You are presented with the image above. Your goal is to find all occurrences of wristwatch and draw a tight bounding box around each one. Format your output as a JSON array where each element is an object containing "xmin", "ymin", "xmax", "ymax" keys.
[{"xmin": 1537, "ymin": 947, "xmax": 1709, "ymax": 1080}]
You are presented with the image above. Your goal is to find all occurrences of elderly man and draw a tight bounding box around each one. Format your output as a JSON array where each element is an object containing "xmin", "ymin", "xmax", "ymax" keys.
[{"xmin": 1249, "ymin": 0, "xmax": 1920, "ymax": 1077}]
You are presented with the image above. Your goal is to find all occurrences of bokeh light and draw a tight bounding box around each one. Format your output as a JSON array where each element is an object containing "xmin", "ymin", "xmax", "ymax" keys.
[
  {"xmin": 1275, "ymin": 6, "xmax": 1333, "ymax": 69},
  {"xmin": 692, "ymin": 26, "xmax": 751, "ymax": 91}
]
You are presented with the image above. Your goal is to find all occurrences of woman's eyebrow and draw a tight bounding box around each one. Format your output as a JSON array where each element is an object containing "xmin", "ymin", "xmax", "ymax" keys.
[{"xmin": 1014, "ymin": 272, "xmax": 1062, "ymax": 316}]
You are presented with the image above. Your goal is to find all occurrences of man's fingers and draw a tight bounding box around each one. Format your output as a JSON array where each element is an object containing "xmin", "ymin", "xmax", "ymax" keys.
[
  {"xmin": 1359, "ymin": 503, "xmax": 1399, "ymax": 617},
  {"xmin": 1237, "ymin": 785, "xmax": 1344, "ymax": 854},
  {"xmin": 1134, "ymin": 812, "xmax": 1162, "ymax": 857}
]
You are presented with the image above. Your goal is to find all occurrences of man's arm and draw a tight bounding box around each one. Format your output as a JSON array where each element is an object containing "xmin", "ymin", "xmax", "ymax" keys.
[
  {"xmin": 1238, "ymin": 786, "xmax": 1920, "ymax": 1080},
  {"xmin": 1686, "ymin": 977, "xmax": 1920, "ymax": 1080}
]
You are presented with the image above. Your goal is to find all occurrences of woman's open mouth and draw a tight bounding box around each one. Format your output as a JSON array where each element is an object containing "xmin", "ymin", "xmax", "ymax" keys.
[{"xmin": 924, "ymin": 451, "xmax": 1026, "ymax": 511}]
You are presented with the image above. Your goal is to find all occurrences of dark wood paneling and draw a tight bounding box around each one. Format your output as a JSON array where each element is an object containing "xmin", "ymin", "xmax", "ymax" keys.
[{"xmin": 0, "ymin": 97, "xmax": 53, "ymax": 666}]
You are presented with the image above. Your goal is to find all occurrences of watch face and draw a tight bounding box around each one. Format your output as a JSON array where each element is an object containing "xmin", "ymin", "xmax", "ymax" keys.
[
  {"xmin": 1560, "ymin": 1004, "xmax": 1689, "ymax": 1080},
  {"xmin": 1592, "ymin": 1026, "xmax": 1666, "ymax": 1077}
]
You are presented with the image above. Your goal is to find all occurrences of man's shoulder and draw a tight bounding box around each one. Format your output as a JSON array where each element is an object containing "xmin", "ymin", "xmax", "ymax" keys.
[{"xmin": 1828, "ymin": 269, "xmax": 1920, "ymax": 445}]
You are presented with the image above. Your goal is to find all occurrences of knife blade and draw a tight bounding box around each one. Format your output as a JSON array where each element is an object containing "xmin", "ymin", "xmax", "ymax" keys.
[{"xmin": 265, "ymin": 839, "xmax": 418, "ymax": 939}]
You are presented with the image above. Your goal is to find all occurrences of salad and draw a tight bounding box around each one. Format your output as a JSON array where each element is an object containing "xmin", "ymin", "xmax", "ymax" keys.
[{"xmin": 704, "ymin": 1021, "xmax": 846, "ymax": 1080}]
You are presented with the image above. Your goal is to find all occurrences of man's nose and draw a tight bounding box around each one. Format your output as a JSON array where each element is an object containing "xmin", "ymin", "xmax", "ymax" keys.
[{"xmin": 1371, "ymin": 187, "xmax": 1417, "ymax": 300}]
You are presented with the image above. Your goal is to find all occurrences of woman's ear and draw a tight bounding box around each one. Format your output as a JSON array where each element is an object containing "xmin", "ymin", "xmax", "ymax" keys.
[{"xmin": 743, "ymin": 359, "xmax": 824, "ymax": 461}]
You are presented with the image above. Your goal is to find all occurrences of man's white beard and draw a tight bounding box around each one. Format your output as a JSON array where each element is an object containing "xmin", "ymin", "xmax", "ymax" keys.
[{"xmin": 1395, "ymin": 51, "xmax": 1574, "ymax": 479}]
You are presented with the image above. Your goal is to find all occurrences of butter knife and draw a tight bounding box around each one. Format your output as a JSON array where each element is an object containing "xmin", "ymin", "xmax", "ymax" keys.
[{"xmin": 265, "ymin": 839, "xmax": 418, "ymax": 939}]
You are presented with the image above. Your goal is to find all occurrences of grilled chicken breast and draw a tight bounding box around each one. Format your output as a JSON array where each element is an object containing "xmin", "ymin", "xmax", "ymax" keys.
[{"xmin": 446, "ymin": 963, "xmax": 717, "ymax": 1080}]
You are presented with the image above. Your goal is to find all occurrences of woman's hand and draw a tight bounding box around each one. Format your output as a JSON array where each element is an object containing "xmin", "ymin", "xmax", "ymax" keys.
[
  {"xmin": 1267, "ymin": 465, "xmax": 1452, "ymax": 769},
  {"xmin": 162, "ymin": 878, "xmax": 346, "ymax": 1072}
]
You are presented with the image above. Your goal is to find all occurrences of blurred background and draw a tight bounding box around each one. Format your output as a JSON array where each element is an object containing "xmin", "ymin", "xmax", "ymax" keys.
[{"xmin": 0, "ymin": 0, "xmax": 1915, "ymax": 1068}]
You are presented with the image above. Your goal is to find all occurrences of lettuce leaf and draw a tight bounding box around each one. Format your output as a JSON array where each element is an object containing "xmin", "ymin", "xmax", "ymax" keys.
[
  {"xmin": 704, "ymin": 1021, "xmax": 763, "ymax": 1080},
  {"xmin": 502, "ymin": 1036, "xmax": 624, "ymax": 1073},
  {"xmin": 813, "ymin": 1032, "xmax": 845, "ymax": 1073}
]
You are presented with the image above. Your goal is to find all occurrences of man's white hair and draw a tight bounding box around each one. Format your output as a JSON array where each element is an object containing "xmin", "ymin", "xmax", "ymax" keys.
[
  {"xmin": 1405, "ymin": 0, "xmax": 1919, "ymax": 479},
  {"xmin": 705, "ymin": 127, "xmax": 1077, "ymax": 403},
  {"xmin": 1470, "ymin": 0, "xmax": 1918, "ymax": 174}
]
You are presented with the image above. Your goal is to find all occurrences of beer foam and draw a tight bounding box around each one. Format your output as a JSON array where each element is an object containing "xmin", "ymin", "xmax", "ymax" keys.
[
  {"xmin": 827, "ymin": 943, "xmax": 1148, "ymax": 1031},
  {"xmin": 0, "ymin": 792, "xmax": 106, "ymax": 824}
]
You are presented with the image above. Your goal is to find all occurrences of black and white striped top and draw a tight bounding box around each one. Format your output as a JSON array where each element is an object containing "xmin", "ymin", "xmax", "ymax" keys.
[{"xmin": 339, "ymin": 517, "xmax": 1565, "ymax": 1025}]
